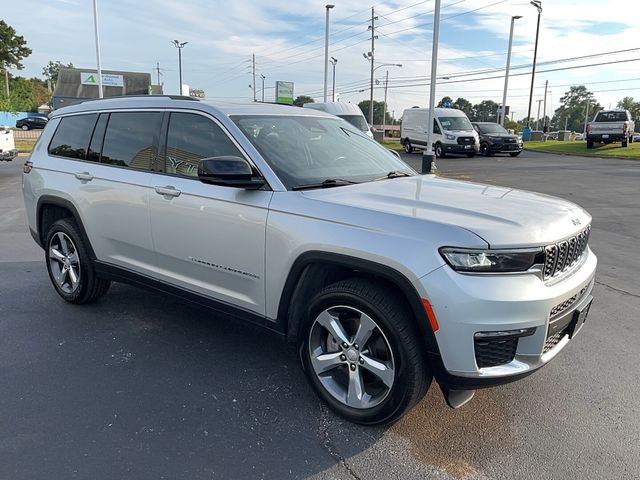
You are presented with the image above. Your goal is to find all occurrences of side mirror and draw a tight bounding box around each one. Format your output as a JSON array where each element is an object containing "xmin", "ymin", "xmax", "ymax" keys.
[{"xmin": 197, "ymin": 156, "xmax": 265, "ymax": 190}]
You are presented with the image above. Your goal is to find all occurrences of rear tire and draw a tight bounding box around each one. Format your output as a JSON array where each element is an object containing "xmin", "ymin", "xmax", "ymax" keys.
[
  {"xmin": 622, "ymin": 137, "xmax": 629, "ymax": 147},
  {"xmin": 300, "ymin": 278, "xmax": 431, "ymax": 425},
  {"xmin": 21, "ymin": 125, "xmax": 29, "ymax": 131},
  {"xmin": 45, "ymin": 218, "xmax": 111, "ymax": 304},
  {"xmin": 403, "ymin": 139, "xmax": 413, "ymax": 154},
  {"xmin": 586, "ymin": 139, "xmax": 594, "ymax": 149}
]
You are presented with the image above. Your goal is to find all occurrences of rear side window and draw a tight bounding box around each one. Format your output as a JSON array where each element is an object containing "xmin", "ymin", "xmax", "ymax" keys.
[
  {"xmin": 164, "ymin": 112, "xmax": 242, "ymax": 177},
  {"xmin": 594, "ymin": 111, "xmax": 628, "ymax": 122},
  {"xmin": 48, "ymin": 114, "xmax": 98, "ymax": 160},
  {"xmin": 87, "ymin": 113, "xmax": 108, "ymax": 163},
  {"xmin": 101, "ymin": 112, "xmax": 162, "ymax": 170}
]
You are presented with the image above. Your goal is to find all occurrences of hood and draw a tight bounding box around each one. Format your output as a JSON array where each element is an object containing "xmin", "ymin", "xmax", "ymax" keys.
[{"xmin": 302, "ymin": 175, "xmax": 590, "ymax": 248}]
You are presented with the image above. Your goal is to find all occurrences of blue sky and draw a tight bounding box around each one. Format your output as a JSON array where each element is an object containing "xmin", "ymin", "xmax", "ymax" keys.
[{"xmin": 5, "ymin": 0, "xmax": 639, "ymax": 121}]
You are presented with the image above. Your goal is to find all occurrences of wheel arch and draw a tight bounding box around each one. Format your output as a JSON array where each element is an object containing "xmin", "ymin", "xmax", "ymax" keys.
[
  {"xmin": 36, "ymin": 195, "xmax": 97, "ymax": 259},
  {"xmin": 277, "ymin": 251, "xmax": 440, "ymax": 357}
]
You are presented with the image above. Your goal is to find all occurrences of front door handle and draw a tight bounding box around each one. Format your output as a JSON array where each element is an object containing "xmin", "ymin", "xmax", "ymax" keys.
[
  {"xmin": 74, "ymin": 172, "xmax": 94, "ymax": 182},
  {"xmin": 154, "ymin": 185, "xmax": 182, "ymax": 198}
]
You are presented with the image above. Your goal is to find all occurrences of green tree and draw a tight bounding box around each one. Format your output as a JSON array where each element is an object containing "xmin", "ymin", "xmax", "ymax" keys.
[
  {"xmin": 616, "ymin": 96, "xmax": 640, "ymax": 121},
  {"xmin": 357, "ymin": 100, "xmax": 391, "ymax": 125},
  {"xmin": 553, "ymin": 85, "xmax": 601, "ymax": 133},
  {"xmin": 293, "ymin": 95, "xmax": 314, "ymax": 107},
  {"xmin": 472, "ymin": 100, "xmax": 499, "ymax": 122},
  {"xmin": 29, "ymin": 77, "xmax": 50, "ymax": 110},
  {"xmin": 452, "ymin": 97, "xmax": 473, "ymax": 117},
  {"xmin": 6, "ymin": 76, "xmax": 33, "ymax": 111},
  {"xmin": 0, "ymin": 20, "xmax": 32, "ymax": 70},
  {"xmin": 42, "ymin": 60, "xmax": 74, "ymax": 87}
]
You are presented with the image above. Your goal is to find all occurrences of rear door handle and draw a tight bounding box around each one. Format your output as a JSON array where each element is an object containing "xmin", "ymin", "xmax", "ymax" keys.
[
  {"xmin": 74, "ymin": 172, "xmax": 94, "ymax": 182},
  {"xmin": 154, "ymin": 185, "xmax": 182, "ymax": 198}
]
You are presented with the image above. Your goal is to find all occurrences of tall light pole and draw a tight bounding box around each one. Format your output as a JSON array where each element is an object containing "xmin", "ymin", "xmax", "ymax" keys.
[
  {"xmin": 423, "ymin": 0, "xmax": 441, "ymax": 174},
  {"xmin": 172, "ymin": 40, "xmax": 188, "ymax": 95},
  {"xmin": 536, "ymin": 99, "xmax": 543, "ymax": 130},
  {"xmin": 260, "ymin": 74, "xmax": 266, "ymax": 102},
  {"xmin": 500, "ymin": 15, "xmax": 522, "ymax": 126},
  {"xmin": 330, "ymin": 57, "xmax": 337, "ymax": 101},
  {"xmin": 323, "ymin": 4, "xmax": 335, "ymax": 102},
  {"xmin": 364, "ymin": 61, "xmax": 401, "ymax": 128},
  {"xmin": 526, "ymin": 0, "xmax": 542, "ymax": 132},
  {"xmin": 92, "ymin": 0, "xmax": 104, "ymax": 98},
  {"xmin": 381, "ymin": 65, "xmax": 402, "ymax": 138}
]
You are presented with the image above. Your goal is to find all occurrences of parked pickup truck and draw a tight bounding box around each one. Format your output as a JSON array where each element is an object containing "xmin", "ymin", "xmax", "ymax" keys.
[
  {"xmin": 586, "ymin": 110, "xmax": 635, "ymax": 149},
  {"xmin": 0, "ymin": 126, "xmax": 19, "ymax": 161}
]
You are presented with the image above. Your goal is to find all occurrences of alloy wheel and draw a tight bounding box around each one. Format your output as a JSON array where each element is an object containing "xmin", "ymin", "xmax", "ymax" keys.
[
  {"xmin": 48, "ymin": 232, "xmax": 81, "ymax": 294},
  {"xmin": 308, "ymin": 305, "xmax": 395, "ymax": 409}
]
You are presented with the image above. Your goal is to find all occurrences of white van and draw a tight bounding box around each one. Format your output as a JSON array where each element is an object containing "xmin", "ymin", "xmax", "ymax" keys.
[
  {"xmin": 303, "ymin": 102, "xmax": 373, "ymax": 138},
  {"xmin": 0, "ymin": 126, "xmax": 18, "ymax": 161},
  {"xmin": 401, "ymin": 107, "xmax": 479, "ymax": 157}
]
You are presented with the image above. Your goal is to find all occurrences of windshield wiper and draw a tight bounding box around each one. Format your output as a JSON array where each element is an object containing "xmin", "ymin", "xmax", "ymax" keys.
[
  {"xmin": 374, "ymin": 171, "xmax": 413, "ymax": 181},
  {"xmin": 292, "ymin": 178, "xmax": 359, "ymax": 191}
]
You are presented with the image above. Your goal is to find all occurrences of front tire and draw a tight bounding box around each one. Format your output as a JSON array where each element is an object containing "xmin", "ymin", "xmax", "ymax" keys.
[
  {"xmin": 45, "ymin": 218, "xmax": 111, "ymax": 304},
  {"xmin": 480, "ymin": 142, "xmax": 492, "ymax": 157},
  {"xmin": 434, "ymin": 143, "xmax": 446, "ymax": 158},
  {"xmin": 300, "ymin": 278, "xmax": 431, "ymax": 425}
]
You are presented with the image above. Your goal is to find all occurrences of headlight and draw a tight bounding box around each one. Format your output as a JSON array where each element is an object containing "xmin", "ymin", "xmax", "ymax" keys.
[
  {"xmin": 439, "ymin": 247, "xmax": 544, "ymax": 273},
  {"xmin": 445, "ymin": 134, "xmax": 456, "ymax": 140}
]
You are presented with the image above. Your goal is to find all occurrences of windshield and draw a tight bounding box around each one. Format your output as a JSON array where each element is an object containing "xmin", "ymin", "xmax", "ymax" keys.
[
  {"xmin": 232, "ymin": 115, "xmax": 415, "ymax": 189},
  {"xmin": 338, "ymin": 114, "xmax": 368, "ymax": 132},
  {"xmin": 439, "ymin": 116, "xmax": 473, "ymax": 131},
  {"xmin": 477, "ymin": 123, "xmax": 508, "ymax": 134}
]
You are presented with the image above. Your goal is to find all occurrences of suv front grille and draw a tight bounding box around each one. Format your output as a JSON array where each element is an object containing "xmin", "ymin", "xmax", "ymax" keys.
[
  {"xmin": 543, "ymin": 226, "xmax": 590, "ymax": 279},
  {"xmin": 474, "ymin": 337, "xmax": 518, "ymax": 368}
]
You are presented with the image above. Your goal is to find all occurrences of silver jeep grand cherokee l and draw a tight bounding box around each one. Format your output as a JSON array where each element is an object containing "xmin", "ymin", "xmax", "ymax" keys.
[{"xmin": 22, "ymin": 96, "xmax": 597, "ymax": 425}]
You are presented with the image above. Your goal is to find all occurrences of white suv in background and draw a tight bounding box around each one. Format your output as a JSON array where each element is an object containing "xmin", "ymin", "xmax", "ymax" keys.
[{"xmin": 23, "ymin": 96, "xmax": 597, "ymax": 425}]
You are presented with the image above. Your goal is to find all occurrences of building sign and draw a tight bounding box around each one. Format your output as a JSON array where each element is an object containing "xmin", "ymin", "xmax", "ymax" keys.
[
  {"xmin": 81, "ymin": 72, "xmax": 124, "ymax": 87},
  {"xmin": 275, "ymin": 81, "xmax": 294, "ymax": 105}
]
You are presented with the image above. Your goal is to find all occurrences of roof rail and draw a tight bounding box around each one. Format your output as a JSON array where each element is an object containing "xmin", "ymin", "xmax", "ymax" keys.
[{"xmin": 79, "ymin": 94, "xmax": 199, "ymax": 104}]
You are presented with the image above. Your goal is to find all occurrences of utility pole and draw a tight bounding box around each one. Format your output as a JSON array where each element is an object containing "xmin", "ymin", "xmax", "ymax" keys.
[
  {"xmin": 564, "ymin": 116, "xmax": 569, "ymax": 131},
  {"xmin": 330, "ymin": 57, "xmax": 337, "ymax": 102},
  {"xmin": 323, "ymin": 4, "xmax": 334, "ymax": 102},
  {"xmin": 382, "ymin": 70, "xmax": 389, "ymax": 141},
  {"xmin": 260, "ymin": 74, "xmax": 265, "ymax": 102},
  {"xmin": 423, "ymin": 0, "xmax": 441, "ymax": 174},
  {"xmin": 542, "ymin": 79, "xmax": 548, "ymax": 131},
  {"xmin": 536, "ymin": 99, "xmax": 543, "ymax": 130},
  {"xmin": 583, "ymin": 102, "xmax": 591, "ymax": 134},
  {"xmin": 252, "ymin": 53, "xmax": 256, "ymax": 102},
  {"xmin": 368, "ymin": 7, "xmax": 377, "ymax": 126},
  {"xmin": 526, "ymin": 1, "xmax": 543, "ymax": 129},
  {"xmin": 156, "ymin": 62, "xmax": 162, "ymax": 85},
  {"xmin": 500, "ymin": 16, "xmax": 521, "ymax": 126},
  {"xmin": 92, "ymin": 0, "xmax": 104, "ymax": 98}
]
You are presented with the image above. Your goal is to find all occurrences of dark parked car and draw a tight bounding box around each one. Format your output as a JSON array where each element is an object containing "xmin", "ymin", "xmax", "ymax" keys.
[
  {"xmin": 472, "ymin": 122, "xmax": 523, "ymax": 157},
  {"xmin": 16, "ymin": 116, "xmax": 48, "ymax": 130}
]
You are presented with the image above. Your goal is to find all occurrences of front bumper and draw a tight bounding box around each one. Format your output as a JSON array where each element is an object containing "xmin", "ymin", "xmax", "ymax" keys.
[
  {"xmin": 0, "ymin": 149, "xmax": 18, "ymax": 161},
  {"xmin": 443, "ymin": 143, "xmax": 479, "ymax": 154},
  {"xmin": 489, "ymin": 143, "xmax": 522, "ymax": 153},
  {"xmin": 414, "ymin": 247, "xmax": 597, "ymax": 388}
]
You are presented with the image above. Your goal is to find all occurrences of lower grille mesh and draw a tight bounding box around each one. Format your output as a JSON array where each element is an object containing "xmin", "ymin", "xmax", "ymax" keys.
[{"xmin": 474, "ymin": 337, "xmax": 518, "ymax": 368}]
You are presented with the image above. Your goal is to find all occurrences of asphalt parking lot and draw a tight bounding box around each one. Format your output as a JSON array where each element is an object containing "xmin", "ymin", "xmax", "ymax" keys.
[{"xmin": 1, "ymin": 150, "xmax": 639, "ymax": 480}]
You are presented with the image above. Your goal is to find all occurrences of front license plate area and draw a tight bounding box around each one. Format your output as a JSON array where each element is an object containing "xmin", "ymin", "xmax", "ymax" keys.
[
  {"xmin": 570, "ymin": 297, "xmax": 593, "ymax": 338},
  {"xmin": 602, "ymin": 134, "xmax": 609, "ymax": 139}
]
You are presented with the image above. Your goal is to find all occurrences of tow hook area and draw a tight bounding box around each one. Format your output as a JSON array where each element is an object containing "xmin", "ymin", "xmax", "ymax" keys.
[{"xmin": 444, "ymin": 388, "xmax": 476, "ymax": 408}]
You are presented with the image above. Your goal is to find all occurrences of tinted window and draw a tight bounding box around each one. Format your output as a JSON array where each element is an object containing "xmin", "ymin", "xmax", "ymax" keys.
[
  {"xmin": 101, "ymin": 112, "xmax": 162, "ymax": 169},
  {"xmin": 165, "ymin": 112, "xmax": 242, "ymax": 177},
  {"xmin": 87, "ymin": 113, "xmax": 108, "ymax": 162},
  {"xmin": 48, "ymin": 114, "xmax": 98, "ymax": 160},
  {"xmin": 594, "ymin": 111, "xmax": 628, "ymax": 122}
]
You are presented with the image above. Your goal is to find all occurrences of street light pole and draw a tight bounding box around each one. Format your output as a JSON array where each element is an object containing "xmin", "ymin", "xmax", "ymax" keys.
[
  {"xmin": 423, "ymin": 0, "xmax": 441, "ymax": 174},
  {"xmin": 368, "ymin": 7, "xmax": 377, "ymax": 126},
  {"xmin": 330, "ymin": 57, "xmax": 337, "ymax": 101},
  {"xmin": 172, "ymin": 40, "xmax": 188, "ymax": 95},
  {"xmin": 260, "ymin": 74, "xmax": 265, "ymax": 102},
  {"xmin": 536, "ymin": 99, "xmax": 543, "ymax": 130},
  {"xmin": 526, "ymin": 1, "xmax": 542, "ymax": 128},
  {"xmin": 323, "ymin": 4, "xmax": 334, "ymax": 102},
  {"xmin": 382, "ymin": 70, "xmax": 389, "ymax": 141},
  {"xmin": 500, "ymin": 15, "xmax": 521, "ymax": 126},
  {"xmin": 92, "ymin": 0, "xmax": 104, "ymax": 98}
]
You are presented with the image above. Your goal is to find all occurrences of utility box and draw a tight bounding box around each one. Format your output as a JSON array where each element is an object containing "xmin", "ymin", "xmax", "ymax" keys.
[
  {"xmin": 557, "ymin": 131, "xmax": 571, "ymax": 141},
  {"xmin": 530, "ymin": 130, "xmax": 545, "ymax": 141}
]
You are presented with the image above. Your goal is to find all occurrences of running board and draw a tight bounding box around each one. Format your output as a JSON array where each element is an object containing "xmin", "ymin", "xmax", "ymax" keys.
[{"xmin": 444, "ymin": 389, "xmax": 476, "ymax": 409}]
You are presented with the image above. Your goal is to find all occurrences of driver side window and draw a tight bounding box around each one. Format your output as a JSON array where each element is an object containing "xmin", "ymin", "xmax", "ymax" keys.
[{"xmin": 165, "ymin": 113, "xmax": 243, "ymax": 177}]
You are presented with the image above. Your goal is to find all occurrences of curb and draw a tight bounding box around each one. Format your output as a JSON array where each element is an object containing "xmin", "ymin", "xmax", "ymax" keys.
[{"xmin": 524, "ymin": 148, "xmax": 638, "ymax": 161}]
